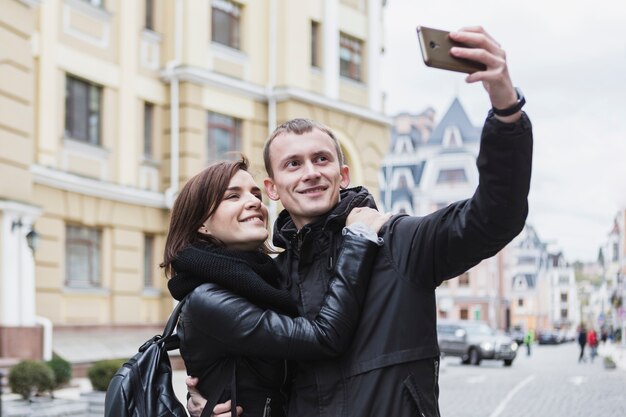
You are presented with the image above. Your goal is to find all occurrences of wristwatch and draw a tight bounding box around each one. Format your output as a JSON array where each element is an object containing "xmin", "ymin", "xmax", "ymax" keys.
[{"xmin": 492, "ymin": 87, "xmax": 526, "ymax": 117}]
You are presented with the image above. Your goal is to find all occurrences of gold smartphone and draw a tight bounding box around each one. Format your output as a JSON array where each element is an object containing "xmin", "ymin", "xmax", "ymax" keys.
[{"xmin": 416, "ymin": 26, "xmax": 486, "ymax": 74}]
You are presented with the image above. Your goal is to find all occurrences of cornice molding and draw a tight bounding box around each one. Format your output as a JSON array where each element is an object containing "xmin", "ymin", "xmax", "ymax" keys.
[
  {"xmin": 160, "ymin": 66, "xmax": 392, "ymax": 126},
  {"xmin": 31, "ymin": 165, "xmax": 167, "ymax": 209}
]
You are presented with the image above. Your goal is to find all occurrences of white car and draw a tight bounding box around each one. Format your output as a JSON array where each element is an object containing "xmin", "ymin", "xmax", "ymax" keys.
[{"xmin": 437, "ymin": 320, "xmax": 518, "ymax": 366}]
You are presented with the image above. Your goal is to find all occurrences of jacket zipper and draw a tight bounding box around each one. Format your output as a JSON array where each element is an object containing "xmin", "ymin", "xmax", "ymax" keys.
[{"xmin": 262, "ymin": 397, "xmax": 272, "ymax": 417}]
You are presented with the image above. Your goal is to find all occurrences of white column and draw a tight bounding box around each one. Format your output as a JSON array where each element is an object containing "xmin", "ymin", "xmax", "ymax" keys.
[
  {"xmin": 367, "ymin": 0, "xmax": 382, "ymax": 111},
  {"xmin": 0, "ymin": 201, "xmax": 41, "ymax": 327},
  {"xmin": 323, "ymin": 0, "xmax": 339, "ymax": 99}
]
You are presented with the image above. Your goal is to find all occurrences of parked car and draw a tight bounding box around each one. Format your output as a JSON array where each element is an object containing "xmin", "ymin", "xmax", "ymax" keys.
[
  {"xmin": 537, "ymin": 330, "xmax": 561, "ymax": 345},
  {"xmin": 509, "ymin": 325, "xmax": 525, "ymax": 346},
  {"xmin": 437, "ymin": 320, "xmax": 518, "ymax": 366}
]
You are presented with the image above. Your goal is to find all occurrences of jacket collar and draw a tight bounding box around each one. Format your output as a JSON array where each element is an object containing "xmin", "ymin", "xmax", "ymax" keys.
[{"xmin": 272, "ymin": 186, "xmax": 377, "ymax": 249}]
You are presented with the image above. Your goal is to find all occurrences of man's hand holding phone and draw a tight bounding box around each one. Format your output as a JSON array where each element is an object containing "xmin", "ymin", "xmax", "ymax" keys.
[{"xmin": 417, "ymin": 26, "xmax": 522, "ymax": 123}]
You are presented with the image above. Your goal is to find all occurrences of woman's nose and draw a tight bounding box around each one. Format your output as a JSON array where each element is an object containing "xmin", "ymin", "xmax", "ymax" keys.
[{"xmin": 244, "ymin": 194, "xmax": 262, "ymax": 208}]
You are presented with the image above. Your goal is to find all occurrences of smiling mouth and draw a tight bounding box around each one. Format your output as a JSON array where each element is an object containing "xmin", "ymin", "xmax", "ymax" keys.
[
  {"xmin": 240, "ymin": 216, "xmax": 264, "ymax": 224},
  {"xmin": 298, "ymin": 186, "xmax": 327, "ymax": 194}
]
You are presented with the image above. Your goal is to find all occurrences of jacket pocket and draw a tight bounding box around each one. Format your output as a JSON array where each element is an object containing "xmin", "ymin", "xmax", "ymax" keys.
[{"xmin": 402, "ymin": 374, "xmax": 431, "ymax": 417}]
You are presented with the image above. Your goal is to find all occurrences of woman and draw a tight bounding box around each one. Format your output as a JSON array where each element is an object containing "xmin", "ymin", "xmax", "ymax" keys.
[{"xmin": 162, "ymin": 158, "xmax": 382, "ymax": 416}]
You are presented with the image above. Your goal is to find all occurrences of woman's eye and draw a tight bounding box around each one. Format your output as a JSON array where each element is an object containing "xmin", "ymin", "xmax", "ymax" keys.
[
  {"xmin": 253, "ymin": 193, "xmax": 263, "ymax": 201},
  {"xmin": 225, "ymin": 194, "xmax": 239, "ymax": 200}
]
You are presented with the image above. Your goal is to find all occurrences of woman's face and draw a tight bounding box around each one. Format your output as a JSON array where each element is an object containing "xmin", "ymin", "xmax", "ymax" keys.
[{"xmin": 200, "ymin": 169, "xmax": 269, "ymax": 251}]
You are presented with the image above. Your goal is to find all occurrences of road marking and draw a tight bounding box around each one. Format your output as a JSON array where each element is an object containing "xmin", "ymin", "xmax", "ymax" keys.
[
  {"xmin": 570, "ymin": 376, "xmax": 586, "ymax": 386},
  {"xmin": 487, "ymin": 375, "xmax": 535, "ymax": 417},
  {"xmin": 467, "ymin": 375, "xmax": 486, "ymax": 384}
]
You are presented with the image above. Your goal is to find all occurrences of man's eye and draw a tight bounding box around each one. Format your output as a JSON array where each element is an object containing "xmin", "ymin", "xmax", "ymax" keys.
[
  {"xmin": 316, "ymin": 156, "xmax": 329, "ymax": 163},
  {"xmin": 253, "ymin": 193, "xmax": 263, "ymax": 201},
  {"xmin": 286, "ymin": 160, "xmax": 299, "ymax": 168}
]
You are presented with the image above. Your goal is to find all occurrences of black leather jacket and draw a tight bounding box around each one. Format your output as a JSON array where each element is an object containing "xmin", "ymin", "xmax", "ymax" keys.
[
  {"xmin": 273, "ymin": 113, "xmax": 533, "ymax": 417},
  {"xmin": 177, "ymin": 233, "xmax": 380, "ymax": 416}
]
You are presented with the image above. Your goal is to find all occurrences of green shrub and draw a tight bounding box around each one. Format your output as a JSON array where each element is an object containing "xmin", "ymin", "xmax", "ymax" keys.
[
  {"xmin": 87, "ymin": 359, "xmax": 124, "ymax": 391},
  {"xmin": 46, "ymin": 354, "xmax": 72, "ymax": 388},
  {"xmin": 8, "ymin": 360, "xmax": 55, "ymax": 400}
]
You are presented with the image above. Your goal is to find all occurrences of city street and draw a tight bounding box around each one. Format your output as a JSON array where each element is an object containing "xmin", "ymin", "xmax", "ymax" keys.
[{"xmin": 438, "ymin": 342, "xmax": 626, "ymax": 417}]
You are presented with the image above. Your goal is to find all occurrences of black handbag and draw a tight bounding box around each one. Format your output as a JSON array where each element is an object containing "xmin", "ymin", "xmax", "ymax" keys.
[{"xmin": 104, "ymin": 298, "xmax": 188, "ymax": 417}]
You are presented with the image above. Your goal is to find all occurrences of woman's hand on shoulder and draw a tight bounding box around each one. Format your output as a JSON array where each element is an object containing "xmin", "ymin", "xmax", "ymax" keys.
[{"xmin": 346, "ymin": 207, "xmax": 392, "ymax": 234}]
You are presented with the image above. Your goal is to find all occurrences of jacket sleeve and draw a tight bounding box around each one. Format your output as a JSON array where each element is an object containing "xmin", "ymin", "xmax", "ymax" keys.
[
  {"xmin": 185, "ymin": 233, "xmax": 379, "ymax": 360},
  {"xmin": 385, "ymin": 113, "xmax": 533, "ymax": 288}
]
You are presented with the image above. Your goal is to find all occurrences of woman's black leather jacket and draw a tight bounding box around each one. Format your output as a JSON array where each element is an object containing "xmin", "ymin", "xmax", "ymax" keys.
[{"xmin": 177, "ymin": 232, "xmax": 379, "ymax": 416}]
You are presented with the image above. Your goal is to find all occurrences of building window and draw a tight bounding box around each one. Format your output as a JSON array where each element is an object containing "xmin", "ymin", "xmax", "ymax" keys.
[
  {"xmin": 613, "ymin": 242, "xmax": 619, "ymax": 262},
  {"xmin": 398, "ymin": 175, "xmax": 408, "ymax": 189},
  {"xmin": 143, "ymin": 102, "xmax": 154, "ymax": 159},
  {"xmin": 518, "ymin": 256, "xmax": 536, "ymax": 265},
  {"xmin": 558, "ymin": 274, "xmax": 569, "ymax": 284},
  {"xmin": 65, "ymin": 75, "xmax": 102, "ymax": 145},
  {"xmin": 339, "ymin": 33, "xmax": 362, "ymax": 81},
  {"xmin": 518, "ymin": 298, "xmax": 524, "ymax": 307},
  {"xmin": 560, "ymin": 309, "xmax": 568, "ymax": 319},
  {"xmin": 560, "ymin": 293, "xmax": 568, "ymax": 303},
  {"xmin": 458, "ymin": 272, "xmax": 470, "ymax": 287},
  {"xmin": 144, "ymin": 235, "xmax": 154, "ymax": 288},
  {"xmin": 459, "ymin": 308, "xmax": 469, "ymax": 320},
  {"xmin": 436, "ymin": 168, "xmax": 467, "ymax": 184},
  {"xmin": 145, "ymin": 0, "xmax": 154, "ymax": 30},
  {"xmin": 65, "ymin": 225, "xmax": 101, "ymax": 288},
  {"xmin": 207, "ymin": 111, "xmax": 241, "ymax": 162},
  {"xmin": 311, "ymin": 21, "xmax": 321, "ymax": 68},
  {"xmin": 81, "ymin": 0, "xmax": 104, "ymax": 7},
  {"xmin": 212, "ymin": 0, "xmax": 241, "ymax": 49}
]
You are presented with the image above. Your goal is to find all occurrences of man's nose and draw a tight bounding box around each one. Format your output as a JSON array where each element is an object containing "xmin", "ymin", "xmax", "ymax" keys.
[{"xmin": 302, "ymin": 161, "xmax": 321, "ymax": 180}]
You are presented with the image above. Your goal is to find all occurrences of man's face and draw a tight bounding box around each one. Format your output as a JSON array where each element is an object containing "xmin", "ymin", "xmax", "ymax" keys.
[{"xmin": 264, "ymin": 128, "xmax": 350, "ymax": 229}]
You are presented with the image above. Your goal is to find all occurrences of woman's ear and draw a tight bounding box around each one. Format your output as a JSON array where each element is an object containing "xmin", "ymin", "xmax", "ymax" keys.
[{"xmin": 197, "ymin": 224, "xmax": 210, "ymax": 235}]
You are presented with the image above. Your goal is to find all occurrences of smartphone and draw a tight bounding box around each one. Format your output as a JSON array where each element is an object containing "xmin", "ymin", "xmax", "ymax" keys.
[{"xmin": 416, "ymin": 26, "xmax": 486, "ymax": 74}]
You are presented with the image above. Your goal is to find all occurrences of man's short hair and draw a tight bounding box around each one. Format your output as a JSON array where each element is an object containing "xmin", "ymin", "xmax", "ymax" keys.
[{"xmin": 263, "ymin": 118, "xmax": 345, "ymax": 178}]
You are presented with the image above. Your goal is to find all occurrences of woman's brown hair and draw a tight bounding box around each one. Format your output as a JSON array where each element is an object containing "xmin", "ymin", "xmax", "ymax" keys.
[{"xmin": 160, "ymin": 157, "xmax": 264, "ymax": 277}]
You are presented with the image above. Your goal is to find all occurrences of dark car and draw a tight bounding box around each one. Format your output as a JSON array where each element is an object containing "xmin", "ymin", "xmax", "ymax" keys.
[
  {"xmin": 437, "ymin": 320, "xmax": 518, "ymax": 366},
  {"xmin": 537, "ymin": 330, "xmax": 561, "ymax": 345}
]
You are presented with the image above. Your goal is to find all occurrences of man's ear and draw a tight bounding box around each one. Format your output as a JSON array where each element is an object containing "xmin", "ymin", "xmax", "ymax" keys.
[
  {"xmin": 339, "ymin": 165, "xmax": 350, "ymax": 189},
  {"xmin": 264, "ymin": 177, "xmax": 280, "ymax": 201}
]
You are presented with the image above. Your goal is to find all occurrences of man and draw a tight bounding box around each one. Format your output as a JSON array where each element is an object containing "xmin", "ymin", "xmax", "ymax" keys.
[{"xmin": 192, "ymin": 26, "xmax": 532, "ymax": 417}]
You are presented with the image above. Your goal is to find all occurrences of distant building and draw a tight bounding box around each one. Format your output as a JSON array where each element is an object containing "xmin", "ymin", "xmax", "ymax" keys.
[
  {"xmin": 380, "ymin": 98, "xmax": 509, "ymax": 329},
  {"xmin": 599, "ymin": 209, "xmax": 626, "ymax": 340}
]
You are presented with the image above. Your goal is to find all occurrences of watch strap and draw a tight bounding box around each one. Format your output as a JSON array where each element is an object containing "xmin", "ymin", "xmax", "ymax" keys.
[{"xmin": 492, "ymin": 87, "xmax": 526, "ymax": 117}]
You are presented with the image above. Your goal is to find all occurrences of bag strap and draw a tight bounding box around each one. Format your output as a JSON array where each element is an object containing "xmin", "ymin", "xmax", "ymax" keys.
[
  {"xmin": 163, "ymin": 298, "xmax": 187, "ymax": 338},
  {"xmin": 167, "ymin": 297, "xmax": 238, "ymax": 417},
  {"xmin": 198, "ymin": 358, "xmax": 238, "ymax": 417}
]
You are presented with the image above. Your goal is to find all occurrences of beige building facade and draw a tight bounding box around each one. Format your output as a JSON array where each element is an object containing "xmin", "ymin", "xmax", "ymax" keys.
[{"xmin": 0, "ymin": 0, "xmax": 389, "ymax": 361}]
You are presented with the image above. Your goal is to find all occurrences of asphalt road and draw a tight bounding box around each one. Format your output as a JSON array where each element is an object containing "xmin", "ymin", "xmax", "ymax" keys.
[{"xmin": 438, "ymin": 341, "xmax": 626, "ymax": 417}]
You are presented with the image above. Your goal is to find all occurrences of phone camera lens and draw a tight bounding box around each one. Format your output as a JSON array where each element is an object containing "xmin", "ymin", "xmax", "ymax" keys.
[{"xmin": 429, "ymin": 41, "xmax": 438, "ymax": 49}]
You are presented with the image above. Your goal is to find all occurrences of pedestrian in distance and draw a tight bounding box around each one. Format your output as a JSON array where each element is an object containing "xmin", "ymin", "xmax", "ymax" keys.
[
  {"xmin": 578, "ymin": 324, "xmax": 588, "ymax": 363},
  {"xmin": 162, "ymin": 158, "xmax": 386, "ymax": 416},
  {"xmin": 587, "ymin": 328, "xmax": 599, "ymax": 363},
  {"xmin": 189, "ymin": 25, "xmax": 532, "ymax": 417},
  {"xmin": 523, "ymin": 329, "xmax": 534, "ymax": 356}
]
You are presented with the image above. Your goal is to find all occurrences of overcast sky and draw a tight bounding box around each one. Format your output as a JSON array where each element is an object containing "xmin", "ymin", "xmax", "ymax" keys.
[{"xmin": 381, "ymin": 0, "xmax": 626, "ymax": 263}]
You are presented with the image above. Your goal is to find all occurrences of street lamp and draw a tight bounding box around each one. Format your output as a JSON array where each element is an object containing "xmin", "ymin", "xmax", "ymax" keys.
[{"xmin": 11, "ymin": 218, "xmax": 40, "ymax": 253}]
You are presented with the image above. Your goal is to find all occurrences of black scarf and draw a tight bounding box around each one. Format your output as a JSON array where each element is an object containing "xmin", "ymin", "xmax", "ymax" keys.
[{"xmin": 168, "ymin": 243, "xmax": 298, "ymax": 316}]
